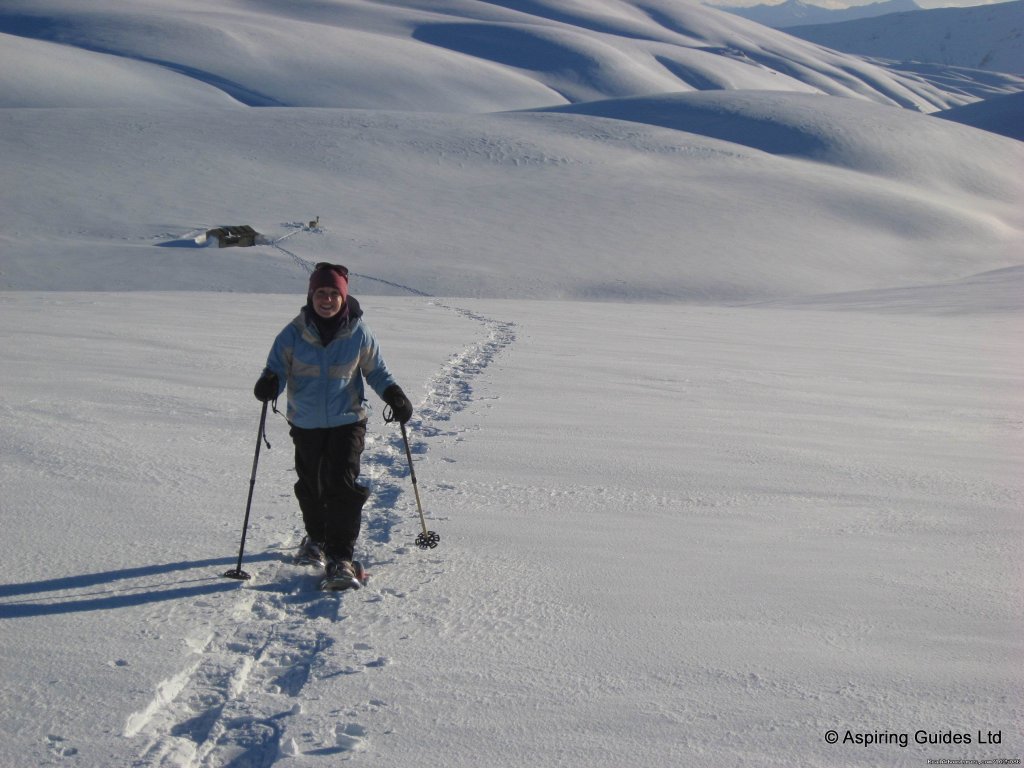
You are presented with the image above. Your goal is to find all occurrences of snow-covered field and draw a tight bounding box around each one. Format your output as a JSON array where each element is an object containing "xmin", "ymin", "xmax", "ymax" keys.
[{"xmin": 1, "ymin": 1, "xmax": 1022, "ymax": 766}]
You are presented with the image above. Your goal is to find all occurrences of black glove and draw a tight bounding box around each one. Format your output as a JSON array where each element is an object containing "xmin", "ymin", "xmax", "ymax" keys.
[
  {"xmin": 382, "ymin": 384, "xmax": 413, "ymax": 424},
  {"xmin": 253, "ymin": 371, "xmax": 279, "ymax": 403}
]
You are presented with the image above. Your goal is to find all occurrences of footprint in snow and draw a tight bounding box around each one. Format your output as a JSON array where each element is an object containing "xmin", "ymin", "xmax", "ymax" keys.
[
  {"xmin": 335, "ymin": 723, "xmax": 368, "ymax": 752},
  {"xmin": 46, "ymin": 735, "xmax": 78, "ymax": 758}
]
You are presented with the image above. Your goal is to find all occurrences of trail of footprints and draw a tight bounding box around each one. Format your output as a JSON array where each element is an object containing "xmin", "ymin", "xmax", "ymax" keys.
[
  {"xmin": 128, "ymin": 595, "xmax": 390, "ymax": 766},
  {"xmin": 127, "ymin": 303, "xmax": 515, "ymax": 766},
  {"xmin": 419, "ymin": 304, "xmax": 516, "ymax": 428}
]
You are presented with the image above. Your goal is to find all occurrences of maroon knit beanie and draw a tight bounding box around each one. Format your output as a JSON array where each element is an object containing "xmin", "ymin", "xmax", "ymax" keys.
[{"xmin": 308, "ymin": 263, "xmax": 349, "ymax": 302}]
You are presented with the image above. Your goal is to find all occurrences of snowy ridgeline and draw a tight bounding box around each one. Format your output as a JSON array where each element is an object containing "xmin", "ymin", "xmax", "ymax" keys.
[
  {"xmin": 1, "ymin": 0, "xmax": 1022, "ymax": 113},
  {"xmin": 714, "ymin": 0, "xmax": 925, "ymax": 29}
]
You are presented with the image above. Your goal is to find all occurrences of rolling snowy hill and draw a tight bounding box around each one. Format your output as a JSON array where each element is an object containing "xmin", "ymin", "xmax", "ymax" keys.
[
  {"xmin": 2, "ymin": 0, "xmax": 1022, "ymax": 301},
  {"xmin": 935, "ymin": 87, "xmax": 1024, "ymax": 138},
  {"xmin": 0, "ymin": 0, "xmax": 1013, "ymax": 112}
]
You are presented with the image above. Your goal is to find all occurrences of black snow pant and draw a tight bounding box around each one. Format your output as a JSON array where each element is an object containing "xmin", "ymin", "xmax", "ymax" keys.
[{"xmin": 290, "ymin": 421, "xmax": 370, "ymax": 562}]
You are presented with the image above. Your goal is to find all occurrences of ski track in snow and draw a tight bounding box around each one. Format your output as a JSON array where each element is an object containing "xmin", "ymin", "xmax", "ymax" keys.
[{"xmin": 125, "ymin": 300, "xmax": 515, "ymax": 766}]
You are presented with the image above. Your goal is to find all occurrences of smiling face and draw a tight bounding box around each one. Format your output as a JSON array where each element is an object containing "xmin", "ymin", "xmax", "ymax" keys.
[{"xmin": 311, "ymin": 286, "xmax": 344, "ymax": 318}]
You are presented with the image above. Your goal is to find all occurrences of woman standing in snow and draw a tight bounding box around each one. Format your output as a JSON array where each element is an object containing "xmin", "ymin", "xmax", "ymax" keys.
[{"xmin": 253, "ymin": 262, "xmax": 412, "ymax": 588}]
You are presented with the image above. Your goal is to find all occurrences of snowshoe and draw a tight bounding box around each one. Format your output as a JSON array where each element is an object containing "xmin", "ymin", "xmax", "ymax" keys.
[
  {"xmin": 294, "ymin": 536, "xmax": 327, "ymax": 568},
  {"xmin": 320, "ymin": 559, "xmax": 367, "ymax": 592}
]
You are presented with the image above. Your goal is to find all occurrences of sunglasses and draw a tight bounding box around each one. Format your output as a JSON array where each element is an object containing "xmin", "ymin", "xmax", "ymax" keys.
[{"xmin": 314, "ymin": 262, "xmax": 349, "ymax": 277}]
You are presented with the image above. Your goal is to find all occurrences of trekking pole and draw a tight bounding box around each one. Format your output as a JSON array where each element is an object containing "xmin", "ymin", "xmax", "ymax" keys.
[
  {"xmin": 385, "ymin": 406, "xmax": 440, "ymax": 549},
  {"xmin": 224, "ymin": 400, "xmax": 270, "ymax": 580},
  {"xmin": 399, "ymin": 421, "xmax": 440, "ymax": 549}
]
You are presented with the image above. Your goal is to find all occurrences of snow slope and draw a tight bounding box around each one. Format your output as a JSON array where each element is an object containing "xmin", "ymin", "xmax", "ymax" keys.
[
  {"xmin": 2, "ymin": 99, "xmax": 1023, "ymax": 301},
  {"xmin": 0, "ymin": 1, "xmax": 1022, "ymax": 767},
  {"xmin": 1, "ymin": 293, "xmax": 1020, "ymax": 767},
  {"xmin": 935, "ymin": 88, "xmax": 1024, "ymax": 139},
  {"xmin": 787, "ymin": 0, "xmax": 1024, "ymax": 74},
  {"xmin": 0, "ymin": 0, "xmax": 1009, "ymax": 111}
]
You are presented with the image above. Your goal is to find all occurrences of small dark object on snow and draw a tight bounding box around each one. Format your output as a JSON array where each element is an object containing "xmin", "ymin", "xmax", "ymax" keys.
[
  {"xmin": 206, "ymin": 225, "xmax": 259, "ymax": 248},
  {"xmin": 416, "ymin": 530, "xmax": 440, "ymax": 549}
]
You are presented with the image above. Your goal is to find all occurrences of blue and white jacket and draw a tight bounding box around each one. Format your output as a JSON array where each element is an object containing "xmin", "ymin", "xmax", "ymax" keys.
[{"xmin": 262, "ymin": 299, "xmax": 397, "ymax": 429}]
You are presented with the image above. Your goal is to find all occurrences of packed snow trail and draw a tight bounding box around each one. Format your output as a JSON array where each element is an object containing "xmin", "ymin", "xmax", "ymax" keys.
[{"xmin": 125, "ymin": 300, "xmax": 515, "ymax": 766}]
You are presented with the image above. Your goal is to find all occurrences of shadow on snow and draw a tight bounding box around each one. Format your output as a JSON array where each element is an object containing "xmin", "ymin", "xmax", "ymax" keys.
[{"xmin": 0, "ymin": 553, "xmax": 278, "ymax": 619}]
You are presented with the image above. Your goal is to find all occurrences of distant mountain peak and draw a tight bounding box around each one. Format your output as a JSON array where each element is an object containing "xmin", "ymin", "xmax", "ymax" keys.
[{"xmin": 783, "ymin": 0, "xmax": 1024, "ymax": 76}]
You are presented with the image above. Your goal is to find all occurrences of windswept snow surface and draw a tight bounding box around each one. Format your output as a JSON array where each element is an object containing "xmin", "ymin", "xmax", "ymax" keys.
[
  {"xmin": 0, "ymin": 0, "xmax": 1023, "ymax": 766},
  {"xmin": 1, "ymin": 292, "xmax": 1021, "ymax": 767}
]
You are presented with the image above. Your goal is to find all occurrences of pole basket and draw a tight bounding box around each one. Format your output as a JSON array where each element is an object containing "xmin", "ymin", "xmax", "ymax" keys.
[{"xmin": 416, "ymin": 530, "xmax": 440, "ymax": 549}]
